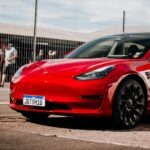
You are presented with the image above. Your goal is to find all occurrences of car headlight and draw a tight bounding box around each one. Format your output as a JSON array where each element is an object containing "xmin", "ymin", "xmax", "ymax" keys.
[
  {"xmin": 12, "ymin": 65, "xmax": 25, "ymax": 81},
  {"xmin": 75, "ymin": 65, "xmax": 115, "ymax": 80}
]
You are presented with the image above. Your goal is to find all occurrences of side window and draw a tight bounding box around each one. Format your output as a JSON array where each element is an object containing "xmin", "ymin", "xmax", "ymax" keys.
[
  {"xmin": 113, "ymin": 44, "xmax": 124, "ymax": 55},
  {"xmin": 112, "ymin": 39, "xmax": 150, "ymax": 58},
  {"xmin": 111, "ymin": 42, "xmax": 126, "ymax": 55},
  {"xmin": 124, "ymin": 42, "xmax": 145, "ymax": 58}
]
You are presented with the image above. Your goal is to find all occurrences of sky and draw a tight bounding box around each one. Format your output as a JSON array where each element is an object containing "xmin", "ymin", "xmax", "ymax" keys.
[{"xmin": 0, "ymin": 0, "xmax": 150, "ymax": 33}]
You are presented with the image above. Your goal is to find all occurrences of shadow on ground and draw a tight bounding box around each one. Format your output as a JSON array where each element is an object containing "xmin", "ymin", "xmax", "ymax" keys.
[{"xmin": 27, "ymin": 115, "xmax": 150, "ymax": 131}]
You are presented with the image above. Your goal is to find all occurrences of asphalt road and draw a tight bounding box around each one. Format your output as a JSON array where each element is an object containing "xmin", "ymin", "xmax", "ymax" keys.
[{"xmin": 0, "ymin": 83, "xmax": 150, "ymax": 150}]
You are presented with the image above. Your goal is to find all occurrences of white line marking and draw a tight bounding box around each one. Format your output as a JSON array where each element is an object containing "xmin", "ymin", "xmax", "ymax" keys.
[
  {"xmin": 0, "ymin": 102, "xmax": 9, "ymax": 105},
  {"xmin": 40, "ymin": 134, "xmax": 150, "ymax": 149}
]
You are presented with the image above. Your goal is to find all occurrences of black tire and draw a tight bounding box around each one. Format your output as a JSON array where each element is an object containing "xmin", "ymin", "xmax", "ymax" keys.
[
  {"xmin": 21, "ymin": 112, "xmax": 50, "ymax": 121},
  {"xmin": 113, "ymin": 79, "xmax": 146, "ymax": 129}
]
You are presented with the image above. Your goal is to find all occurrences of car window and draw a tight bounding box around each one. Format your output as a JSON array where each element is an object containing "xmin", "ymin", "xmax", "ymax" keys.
[
  {"xmin": 124, "ymin": 42, "xmax": 145, "ymax": 58},
  {"xmin": 66, "ymin": 38, "xmax": 117, "ymax": 58},
  {"xmin": 66, "ymin": 36, "xmax": 150, "ymax": 59},
  {"xmin": 79, "ymin": 40, "xmax": 116, "ymax": 58},
  {"xmin": 108, "ymin": 38, "xmax": 150, "ymax": 58}
]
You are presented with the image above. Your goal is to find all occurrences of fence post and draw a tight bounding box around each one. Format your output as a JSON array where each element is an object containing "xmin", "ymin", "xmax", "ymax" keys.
[
  {"xmin": 33, "ymin": 0, "xmax": 38, "ymax": 61},
  {"xmin": 123, "ymin": 10, "xmax": 126, "ymax": 33}
]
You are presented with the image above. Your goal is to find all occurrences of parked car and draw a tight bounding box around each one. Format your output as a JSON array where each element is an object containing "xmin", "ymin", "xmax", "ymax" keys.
[{"xmin": 10, "ymin": 33, "xmax": 150, "ymax": 128}]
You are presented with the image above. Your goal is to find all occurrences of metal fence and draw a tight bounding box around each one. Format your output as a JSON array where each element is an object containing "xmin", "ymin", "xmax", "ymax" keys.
[{"xmin": 0, "ymin": 33, "xmax": 84, "ymax": 81}]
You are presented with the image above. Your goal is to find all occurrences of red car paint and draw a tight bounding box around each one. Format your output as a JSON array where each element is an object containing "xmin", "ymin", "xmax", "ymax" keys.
[{"xmin": 9, "ymin": 34, "xmax": 150, "ymax": 128}]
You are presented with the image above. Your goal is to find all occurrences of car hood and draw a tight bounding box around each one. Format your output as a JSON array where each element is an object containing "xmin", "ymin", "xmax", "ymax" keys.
[{"xmin": 32, "ymin": 58, "xmax": 128, "ymax": 77}]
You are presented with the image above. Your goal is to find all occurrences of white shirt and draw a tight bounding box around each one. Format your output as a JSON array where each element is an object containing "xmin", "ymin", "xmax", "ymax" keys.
[{"xmin": 5, "ymin": 47, "xmax": 17, "ymax": 66}]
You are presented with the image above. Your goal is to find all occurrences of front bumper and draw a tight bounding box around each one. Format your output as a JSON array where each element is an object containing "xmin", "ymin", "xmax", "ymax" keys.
[{"xmin": 9, "ymin": 77, "xmax": 113, "ymax": 117}]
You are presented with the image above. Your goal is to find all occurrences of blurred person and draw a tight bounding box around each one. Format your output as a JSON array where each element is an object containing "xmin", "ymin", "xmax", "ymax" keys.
[
  {"xmin": 48, "ymin": 50, "xmax": 57, "ymax": 59},
  {"xmin": 0, "ymin": 45, "xmax": 5, "ymax": 85},
  {"xmin": 28, "ymin": 52, "xmax": 33, "ymax": 63},
  {"xmin": 52, "ymin": 51, "xmax": 56, "ymax": 57},
  {"xmin": 0, "ymin": 43, "xmax": 17, "ymax": 87},
  {"xmin": 47, "ymin": 50, "xmax": 53, "ymax": 59},
  {"xmin": 36, "ymin": 49, "xmax": 44, "ymax": 61}
]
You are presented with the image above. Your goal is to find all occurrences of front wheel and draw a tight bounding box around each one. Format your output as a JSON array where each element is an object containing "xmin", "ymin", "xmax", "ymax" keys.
[{"xmin": 113, "ymin": 79, "xmax": 146, "ymax": 129}]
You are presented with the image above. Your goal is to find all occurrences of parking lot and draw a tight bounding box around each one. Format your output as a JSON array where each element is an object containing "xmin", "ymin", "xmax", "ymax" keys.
[{"xmin": 0, "ymin": 83, "xmax": 150, "ymax": 150}]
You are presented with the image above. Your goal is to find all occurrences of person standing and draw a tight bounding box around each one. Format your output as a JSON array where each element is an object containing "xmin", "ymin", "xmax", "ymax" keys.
[
  {"xmin": 47, "ymin": 50, "xmax": 57, "ymax": 59},
  {"xmin": 36, "ymin": 49, "xmax": 44, "ymax": 61},
  {"xmin": 0, "ymin": 43, "xmax": 17, "ymax": 87},
  {"xmin": 0, "ymin": 45, "xmax": 5, "ymax": 85},
  {"xmin": 47, "ymin": 50, "xmax": 53, "ymax": 59}
]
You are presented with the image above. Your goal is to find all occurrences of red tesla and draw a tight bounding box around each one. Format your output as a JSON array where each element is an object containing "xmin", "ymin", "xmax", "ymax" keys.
[{"xmin": 10, "ymin": 33, "xmax": 150, "ymax": 128}]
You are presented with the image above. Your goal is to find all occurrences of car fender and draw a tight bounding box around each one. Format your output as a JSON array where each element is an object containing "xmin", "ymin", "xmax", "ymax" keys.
[{"xmin": 108, "ymin": 72, "xmax": 150, "ymax": 108}]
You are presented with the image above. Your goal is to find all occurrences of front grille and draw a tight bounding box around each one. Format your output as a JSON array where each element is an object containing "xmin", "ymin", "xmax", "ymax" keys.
[
  {"xmin": 80, "ymin": 95, "xmax": 103, "ymax": 100},
  {"xmin": 15, "ymin": 100, "xmax": 71, "ymax": 110},
  {"xmin": 16, "ymin": 100, "xmax": 22, "ymax": 105}
]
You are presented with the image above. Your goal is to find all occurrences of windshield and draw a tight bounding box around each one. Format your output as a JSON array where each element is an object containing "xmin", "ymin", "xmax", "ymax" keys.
[
  {"xmin": 66, "ymin": 38, "xmax": 117, "ymax": 58},
  {"xmin": 66, "ymin": 36, "xmax": 150, "ymax": 59}
]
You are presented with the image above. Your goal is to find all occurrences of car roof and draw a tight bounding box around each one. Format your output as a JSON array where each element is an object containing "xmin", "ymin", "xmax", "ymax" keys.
[
  {"xmin": 96, "ymin": 33, "xmax": 150, "ymax": 42},
  {"xmin": 113, "ymin": 33, "xmax": 150, "ymax": 39}
]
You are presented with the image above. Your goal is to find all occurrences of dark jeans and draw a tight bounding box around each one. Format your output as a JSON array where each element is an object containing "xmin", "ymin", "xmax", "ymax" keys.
[{"xmin": 4, "ymin": 64, "xmax": 17, "ymax": 81}]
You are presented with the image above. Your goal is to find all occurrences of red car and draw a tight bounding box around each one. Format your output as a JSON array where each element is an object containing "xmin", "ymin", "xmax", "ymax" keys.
[{"xmin": 10, "ymin": 33, "xmax": 150, "ymax": 128}]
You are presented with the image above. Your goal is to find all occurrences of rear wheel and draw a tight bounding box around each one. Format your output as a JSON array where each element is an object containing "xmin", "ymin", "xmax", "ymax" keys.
[
  {"xmin": 21, "ymin": 112, "xmax": 50, "ymax": 121},
  {"xmin": 113, "ymin": 79, "xmax": 146, "ymax": 129}
]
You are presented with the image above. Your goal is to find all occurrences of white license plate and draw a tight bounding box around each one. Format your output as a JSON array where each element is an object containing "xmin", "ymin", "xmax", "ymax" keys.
[{"xmin": 23, "ymin": 95, "xmax": 45, "ymax": 107}]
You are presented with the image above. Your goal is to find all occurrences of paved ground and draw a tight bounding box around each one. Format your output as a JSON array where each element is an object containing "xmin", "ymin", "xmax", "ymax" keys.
[
  {"xmin": 0, "ymin": 83, "xmax": 150, "ymax": 150},
  {"xmin": 0, "ymin": 130, "xmax": 145, "ymax": 150}
]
